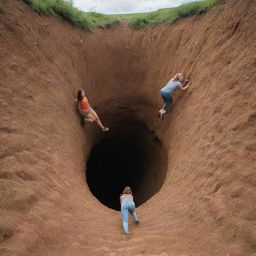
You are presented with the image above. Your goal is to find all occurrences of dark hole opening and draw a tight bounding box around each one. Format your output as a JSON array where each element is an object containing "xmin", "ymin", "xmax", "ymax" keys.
[{"xmin": 86, "ymin": 120, "xmax": 167, "ymax": 211}]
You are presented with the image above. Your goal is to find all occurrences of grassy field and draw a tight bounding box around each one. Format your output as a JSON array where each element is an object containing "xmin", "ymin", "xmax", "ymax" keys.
[
  {"xmin": 114, "ymin": 0, "xmax": 220, "ymax": 29},
  {"xmin": 20, "ymin": 0, "xmax": 220, "ymax": 30}
]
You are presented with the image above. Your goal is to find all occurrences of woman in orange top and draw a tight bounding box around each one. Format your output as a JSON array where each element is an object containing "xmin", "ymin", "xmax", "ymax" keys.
[{"xmin": 76, "ymin": 89, "xmax": 109, "ymax": 132}]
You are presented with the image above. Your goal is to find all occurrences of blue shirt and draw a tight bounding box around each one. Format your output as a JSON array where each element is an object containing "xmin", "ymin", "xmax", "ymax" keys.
[{"xmin": 161, "ymin": 80, "xmax": 182, "ymax": 94}]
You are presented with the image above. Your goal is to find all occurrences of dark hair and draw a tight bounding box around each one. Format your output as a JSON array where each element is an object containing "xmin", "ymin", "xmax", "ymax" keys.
[
  {"xmin": 122, "ymin": 186, "xmax": 132, "ymax": 195},
  {"xmin": 77, "ymin": 89, "xmax": 85, "ymax": 101}
]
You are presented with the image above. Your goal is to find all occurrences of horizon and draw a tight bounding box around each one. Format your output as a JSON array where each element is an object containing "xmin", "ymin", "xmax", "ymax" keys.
[{"xmin": 73, "ymin": 0, "xmax": 197, "ymax": 15}]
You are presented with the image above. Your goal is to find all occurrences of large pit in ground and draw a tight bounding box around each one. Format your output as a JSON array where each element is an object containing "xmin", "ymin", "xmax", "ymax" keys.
[{"xmin": 86, "ymin": 119, "xmax": 167, "ymax": 210}]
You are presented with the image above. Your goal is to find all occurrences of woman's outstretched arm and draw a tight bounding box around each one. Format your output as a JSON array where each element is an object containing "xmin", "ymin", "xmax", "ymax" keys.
[{"xmin": 181, "ymin": 79, "xmax": 189, "ymax": 90}]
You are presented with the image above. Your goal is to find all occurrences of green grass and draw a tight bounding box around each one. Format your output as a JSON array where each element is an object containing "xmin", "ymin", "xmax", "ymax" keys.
[
  {"xmin": 21, "ymin": 0, "xmax": 220, "ymax": 30},
  {"xmin": 22, "ymin": 0, "xmax": 119, "ymax": 30},
  {"xmin": 175, "ymin": 0, "xmax": 220, "ymax": 18},
  {"xmin": 85, "ymin": 11, "xmax": 120, "ymax": 29},
  {"xmin": 114, "ymin": 0, "xmax": 220, "ymax": 29}
]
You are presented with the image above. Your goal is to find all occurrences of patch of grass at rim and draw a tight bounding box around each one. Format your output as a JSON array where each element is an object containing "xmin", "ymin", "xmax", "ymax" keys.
[
  {"xmin": 22, "ymin": 0, "xmax": 91, "ymax": 30},
  {"xmin": 128, "ymin": 0, "xmax": 220, "ymax": 29},
  {"xmin": 175, "ymin": 0, "xmax": 219, "ymax": 18},
  {"xmin": 22, "ymin": 0, "xmax": 119, "ymax": 30},
  {"xmin": 20, "ymin": 0, "xmax": 220, "ymax": 30}
]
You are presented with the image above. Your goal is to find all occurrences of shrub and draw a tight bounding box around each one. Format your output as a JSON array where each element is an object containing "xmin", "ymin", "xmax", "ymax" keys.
[{"xmin": 130, "ymin": 18, "xmax": 150, "ymax": 29}]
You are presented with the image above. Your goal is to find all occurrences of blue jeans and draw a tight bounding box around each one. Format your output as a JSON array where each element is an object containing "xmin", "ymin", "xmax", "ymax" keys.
[
  {"xmin": 121, "ymin": 198, "xmax": 139, "ymax": 233},
  {"xmin": 160, "ymin": 91, "xmax": 173, "ymax": 110}
]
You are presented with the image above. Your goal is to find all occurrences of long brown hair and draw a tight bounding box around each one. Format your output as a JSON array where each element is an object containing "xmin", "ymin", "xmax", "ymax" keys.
[
  {"xmin": 77, "ymin": 89, "xmax": 85, "ymax": 102},
  {"xmin": 122, "ymin": 186, "xmax": 132, "ymax": 195}
]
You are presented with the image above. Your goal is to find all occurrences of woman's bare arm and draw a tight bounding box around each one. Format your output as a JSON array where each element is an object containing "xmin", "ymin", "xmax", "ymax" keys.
[{"xmin": 181, "ymin": 79, "xmax": 189, "ymax": 90}]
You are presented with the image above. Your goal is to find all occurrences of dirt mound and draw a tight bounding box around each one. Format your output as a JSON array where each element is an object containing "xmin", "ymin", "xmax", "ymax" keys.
[{"xmin": 0, "ymin": 0, "xmax": 256, "ymax": 255}]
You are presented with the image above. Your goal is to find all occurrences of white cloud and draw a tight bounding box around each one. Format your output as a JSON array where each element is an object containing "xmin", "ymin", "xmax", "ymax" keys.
[{"xmin": 74, "ymin": 0, "xmax": 196, "ymax": 14}]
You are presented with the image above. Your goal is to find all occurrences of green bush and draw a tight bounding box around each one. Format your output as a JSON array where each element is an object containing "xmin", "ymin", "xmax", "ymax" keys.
[{"xmin": 130, "ymin": 18, "xmax": 149, "ymax": 29}]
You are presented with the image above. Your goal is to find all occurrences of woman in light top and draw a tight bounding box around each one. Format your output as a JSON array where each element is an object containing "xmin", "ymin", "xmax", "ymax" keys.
[
  {"xmin": 76, "ymin": 89, "xmax": 109, "ymax": 132},
  {"xmin": 159, "ymin": 73, "xmax": 189, "ymax": 120},
  {"xmin": 120, "ymin": 186, "xmax": 139, "ymax": 236}
]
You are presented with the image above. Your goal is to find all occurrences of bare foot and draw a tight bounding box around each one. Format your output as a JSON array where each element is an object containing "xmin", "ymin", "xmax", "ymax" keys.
[{"xmin": 158, "ymin": 109, "xmax": 166, "ymax": 120}]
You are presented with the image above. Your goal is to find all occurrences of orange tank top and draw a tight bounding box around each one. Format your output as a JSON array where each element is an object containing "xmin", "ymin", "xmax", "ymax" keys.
[{"xmin": 80, "ymin": 97, "xmax": 90, "ymax": 112}]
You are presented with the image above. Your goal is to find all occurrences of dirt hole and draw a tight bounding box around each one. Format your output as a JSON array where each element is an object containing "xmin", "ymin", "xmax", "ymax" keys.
[{"xmin": 86, "ymin": 119, "xmax": 167, "ymax": 210}]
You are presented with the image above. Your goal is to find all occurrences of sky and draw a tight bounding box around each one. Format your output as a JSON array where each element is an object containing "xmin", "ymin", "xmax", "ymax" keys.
[{"xmin": 73, "ymin": 0, "xmax": 196, "ymax": 14}]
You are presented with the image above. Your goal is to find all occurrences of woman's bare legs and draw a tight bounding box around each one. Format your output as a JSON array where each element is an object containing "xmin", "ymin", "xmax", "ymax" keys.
[
  {"xmin": 83, "ymin": 109, "xmax": 109, "ymax": 131},
  {"xmin": 90, "ymin": 109, "xmax": 109, "ymax": 131},
  {"xmin": 84, "ymin": 116, "xmax": 94, "ymax": 122}
]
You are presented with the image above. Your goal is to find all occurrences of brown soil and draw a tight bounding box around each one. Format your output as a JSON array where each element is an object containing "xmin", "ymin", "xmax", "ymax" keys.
[{"xmin": 0, "ymin": 0, "xmax": 256, "ymax": 255}]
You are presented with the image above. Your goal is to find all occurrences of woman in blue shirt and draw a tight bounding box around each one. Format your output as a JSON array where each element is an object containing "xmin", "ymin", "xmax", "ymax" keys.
[{"xmin": 159, "ymin": 73, "xmax": 189, "ymax": 120}]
